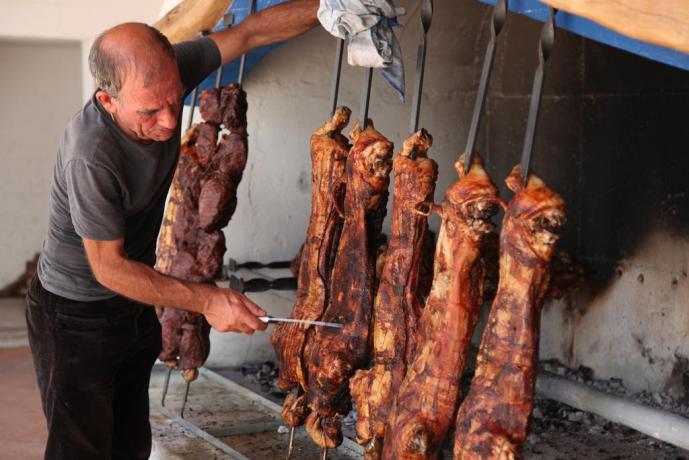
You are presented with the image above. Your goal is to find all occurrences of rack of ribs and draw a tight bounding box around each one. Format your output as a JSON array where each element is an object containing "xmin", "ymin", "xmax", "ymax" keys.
[
  {"xmin": 453, "ymin": 165, "xmax": 566, "ymax": 460},
  {"xmin": 270, "ymin": 106, "xmax": 352, "ymax": 428},
  {"xmin": 303, "ymin": 120, "xmax": 393, "ymax": 448},
  {"xmin": 349, "ymin": 129, "xmax": 438, "ymax": 459},
  {"xmin": 155, "ymin": 83, "xmax": 248, "ymax": 382},
  {"xmin": 383, "ymin": 154, "xmax": 502, "ymax": 460}
]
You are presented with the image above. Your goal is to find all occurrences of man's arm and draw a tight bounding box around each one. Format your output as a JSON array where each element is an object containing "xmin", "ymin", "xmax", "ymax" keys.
[
  {"xmin": 82, "ymin": 238, "xmax": 267, "ymax": 334},
  {"xmin": 209, "ymin": 0, "xmax": 319, "ymax": 65}
]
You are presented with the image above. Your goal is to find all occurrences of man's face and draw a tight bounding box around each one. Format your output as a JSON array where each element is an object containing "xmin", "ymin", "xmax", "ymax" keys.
[{"xmin": 109, "ymin": 59, "xmax": 184, "ymax": 143}]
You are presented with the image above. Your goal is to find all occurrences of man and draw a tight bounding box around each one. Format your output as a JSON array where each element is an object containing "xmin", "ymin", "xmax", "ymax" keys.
[{"xmin": 25, "ymin": 1, "xmax": 319, "ymax": 459}]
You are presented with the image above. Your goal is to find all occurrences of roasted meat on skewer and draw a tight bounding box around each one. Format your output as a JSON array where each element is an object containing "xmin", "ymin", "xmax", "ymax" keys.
[
  {"xmin": 271, "ymin": 106, "xmax": 352, "ymax": 428},
  {"xmin": 349, "ymin": 129, "xmax": 438, "ymax": 459},
  {"xmin": 304, "ymin": 121, "xmax": 393, "ymax": 448},
  {"xmin": 155, "ymin": 83, "xmax": 248, "ymax": 381},
  {"xmin": 383, "ymin": 154, "xmax": 502, "ymax": 460},
  {"xmin": 453, "ymin": 166, "xmax": 566, "ymax": 460}
]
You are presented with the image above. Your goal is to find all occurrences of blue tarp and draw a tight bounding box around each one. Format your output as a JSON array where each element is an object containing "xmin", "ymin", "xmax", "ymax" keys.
[
  {"xmin": 184, "ymin": 0, "xmax": 289, "ymax": 105},
  {"xmin": 480, "ymin": 0, "xmax": 689, "ymax": 72}
]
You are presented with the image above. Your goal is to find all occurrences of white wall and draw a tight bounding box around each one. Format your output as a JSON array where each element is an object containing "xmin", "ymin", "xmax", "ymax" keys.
[
  {"xmin": 0, "ymin": 0, "xmax": 164, "ymax": 41},
  {"xmin": 0, "ymin": 39, "xmax": 83, "ymax": 287}
]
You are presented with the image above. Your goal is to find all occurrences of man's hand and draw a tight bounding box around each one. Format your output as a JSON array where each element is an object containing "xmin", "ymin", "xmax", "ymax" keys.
[{"xmin": 203, "ymin": 288, "xmax": 268, "ymax": 334}]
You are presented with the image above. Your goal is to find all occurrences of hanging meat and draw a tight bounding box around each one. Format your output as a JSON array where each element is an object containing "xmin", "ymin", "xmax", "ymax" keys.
[
  {"xmin": 383, "ymin": 154, "xmax": 502, "ymax": 460},
  {"xmin": 270, "ymin": 106, "xmax": 352, "ymax": 428},
  {"xmin": 453, "ymin": 166, "xmax": 566, "ymax": 460},
  {"xmin": 348, "ymin": 129, "xmax": 438, "ymax": 459},
  {"xmin": 155, "ymin": 83, "xmax": 248, "ymax": 383},
  {"xmin": 303, "ymin": 120, "xmax": 393, "ymax": 449}
]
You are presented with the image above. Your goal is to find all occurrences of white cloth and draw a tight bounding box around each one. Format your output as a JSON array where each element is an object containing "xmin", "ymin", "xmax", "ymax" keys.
[{"xmin": 318, "ymin": 0, "xmax": 406, "ymax": 100}]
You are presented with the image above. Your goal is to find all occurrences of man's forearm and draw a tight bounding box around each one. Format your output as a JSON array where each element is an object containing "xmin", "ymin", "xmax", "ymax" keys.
[
  {"xmin": 96, "ymin": 256, "xmax": 215, "ymax": 314},
  {"xmin": 211, "ymin": 0, "xmax": 319, "ymax": 65}
]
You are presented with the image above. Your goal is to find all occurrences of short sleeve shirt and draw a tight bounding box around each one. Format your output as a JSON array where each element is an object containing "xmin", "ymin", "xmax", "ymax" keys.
[{"xmin": 37, "ymin": 37, "xmax": 221, "ymax": 301}]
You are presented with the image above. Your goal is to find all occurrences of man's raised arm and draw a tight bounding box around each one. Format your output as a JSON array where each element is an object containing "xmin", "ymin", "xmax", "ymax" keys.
[{"xmin": 209, "ymin": 0, "xmax": 320, "ymax": 65}]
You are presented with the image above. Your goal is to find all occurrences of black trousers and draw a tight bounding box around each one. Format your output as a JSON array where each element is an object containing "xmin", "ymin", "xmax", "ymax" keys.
[{"xmin": 25, "ymin": 275, "xmax": 162, "ymax": 460}]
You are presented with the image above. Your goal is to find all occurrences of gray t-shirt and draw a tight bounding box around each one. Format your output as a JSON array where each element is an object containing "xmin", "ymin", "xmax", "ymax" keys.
[{"xmin": 37, "ymin": 37, "xmax": 221, "ymax": 301}]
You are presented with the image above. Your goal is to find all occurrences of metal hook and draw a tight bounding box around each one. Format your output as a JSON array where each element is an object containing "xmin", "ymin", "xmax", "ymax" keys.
[
  {"xmin": 520, "ymin": 7, "xmax": 557, "ymax": 186},
  {"xmin": 463, "ymin": 0, "xmax": 508, "ymax": 173}
]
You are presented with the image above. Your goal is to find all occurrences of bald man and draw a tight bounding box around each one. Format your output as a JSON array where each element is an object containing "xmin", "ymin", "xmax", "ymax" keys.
[{"xmin": 25, "ymin": 2, "xmax": 318, "ymax": 459}]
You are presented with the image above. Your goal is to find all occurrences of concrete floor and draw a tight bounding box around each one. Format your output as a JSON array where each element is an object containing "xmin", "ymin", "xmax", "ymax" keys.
[{"xmin": 0, "ymin": 298, "xmax": 45, "ymax": 460}]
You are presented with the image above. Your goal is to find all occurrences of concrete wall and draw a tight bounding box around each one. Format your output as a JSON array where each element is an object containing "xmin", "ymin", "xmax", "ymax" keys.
[{"xmin": 0, "ymin": 39, "xmax": 83, "ymax": 288}]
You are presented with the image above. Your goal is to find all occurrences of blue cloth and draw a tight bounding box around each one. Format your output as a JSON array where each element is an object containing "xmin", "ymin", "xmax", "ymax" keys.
[
  {"xmin": 318, "ymin": 0, "xmax": 406, "ymax": 100},
  {"xmin": 185, "ymin": 0, "xmax": 289, "ymax": 105}
]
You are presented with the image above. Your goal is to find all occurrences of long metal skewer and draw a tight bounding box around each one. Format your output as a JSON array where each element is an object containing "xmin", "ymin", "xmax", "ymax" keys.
[
  {"xmin": 237, "ymin": 0, "xmax": 257, "ymax": 86},
  {"xmin": 359, "ymin": 67, "xmax": 374, "ymax": 128},
  {"xmin": 161, "ymin": 365, "xmax": 173, "ymax": 406},
  {"xmin": 463, "ymin": 0, "xmax": 508, "ymax": 172},
  {"xmin": 519, "ymin": 7, "xmax": 556, "ymax": 186},
  {"xmin": 410, "ymin": 0, "xmax": 433, "ymax": 134},
  {"xmin": 321, "ymin": 447, "xmax": 328, "ymax": 460},
  {"xmin": 286, "ymin": 424, "xmax": 296, "ymax": 459},
  {"xmin": 184, "ymin": 31, "xmax": 214, "ymax": 131},
  {"xmin": 180, "ymin": 380, "xmax": 191, "ymax": 418},
  {"xmin": 215, "ymin": 14, "xmax": 235, "ymax": 88},
  {"xmin": 330, "ymin": 39, "xmax": 345, "ymax": 116}
]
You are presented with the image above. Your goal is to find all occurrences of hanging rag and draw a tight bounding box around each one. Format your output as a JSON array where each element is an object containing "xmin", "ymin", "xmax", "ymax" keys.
[{"xmin": 318, "ymin": 0, "xmax": 406, "ymax": 100}]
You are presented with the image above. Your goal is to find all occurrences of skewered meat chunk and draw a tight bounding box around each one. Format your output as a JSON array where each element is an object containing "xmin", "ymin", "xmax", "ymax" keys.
[
  {"xmin": 349, "ymin": 129, "xmax": 438, "ymax": 459},
  {"xmin": 155, "ymin": 83, "xmax": 248, "ymax": 381},
  {"xmin": 303, "ymin": 121, "xmax": 393, "ymax": 448},
  {"xmin": 453, "ymin": 166, "xmax": 566, "ymax": 460},
  {"xmin": 270, "ymin": 107, "xmax": 351, "ymax": 427},
  {"xmin": 383, "ymin": 154, "xmax": 501, "ymax": 460}
]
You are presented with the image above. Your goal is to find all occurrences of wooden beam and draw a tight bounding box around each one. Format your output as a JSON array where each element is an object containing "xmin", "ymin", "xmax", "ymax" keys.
[
  {"xmin": 542, "ymin": 0, "xmax": 689, "ymax": 55},
  {"xmin": 154, "ymin": 0, "xmax": 234, "ymax": 44}
]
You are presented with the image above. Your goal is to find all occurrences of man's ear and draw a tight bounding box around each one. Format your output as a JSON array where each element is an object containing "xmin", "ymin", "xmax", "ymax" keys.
[{"xmin": 95, "ymin": 90, "xmax": 117, "ymax": 116}]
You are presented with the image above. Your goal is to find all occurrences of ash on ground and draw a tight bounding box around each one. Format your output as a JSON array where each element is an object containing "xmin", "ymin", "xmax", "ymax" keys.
[{"xmin": 218, "ymin": 361, "xmax": 689, "ymax": 459}]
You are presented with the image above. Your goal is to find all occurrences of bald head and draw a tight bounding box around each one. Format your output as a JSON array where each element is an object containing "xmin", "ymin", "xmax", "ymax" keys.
[{"xmin": 89, "ymin": 22, "xmax": 175, "ymax": 98}]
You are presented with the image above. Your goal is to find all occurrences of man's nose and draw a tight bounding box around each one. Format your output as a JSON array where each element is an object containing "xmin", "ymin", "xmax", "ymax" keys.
[{"xmin": 158, "ymin": 107, "xmax": 177, "ymax": 130}]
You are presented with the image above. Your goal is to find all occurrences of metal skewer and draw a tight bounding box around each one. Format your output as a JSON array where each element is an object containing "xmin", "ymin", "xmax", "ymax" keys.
[
  {"xmin": 330, "ymin": 39, "xmax": 345, "ymax": 116},
  {"xmin": 286, "ymin": 424, "xmax": 296, "ymax": 459},
  {"xmin": 410, "ymin": 0, "xmax": 433, "ymax": 134},
  {"xmin": 237, "ymin": 0, "xmax": 257, "ymax": 86},
  {"xmin": 359, "ymin": 67, "xmax": 374, "ymax": 128},
  {"xmin": 463, "ymin": 0, "xmax": 508, "ymax": 173},
  {"xmin": 519, "ymin": 7, "xmax": 556, "ymax": 186},
  {"xmin": 215, "ymin": 14, "xmax": 235, "ymax": 88},
  {"xmin": 185, "ymin": 30, "xmax": 212, "ymax": 131},
  {"xmin": 321, "ymin": 447, "xmax": 328, "ymax": 460},
  {"xmin": 161, "ymin": 365, "xmax": 173, "ymax": 406},
  {"xmin": 180, "ymin": 380, "xmax": 191, "ymax": 418}
]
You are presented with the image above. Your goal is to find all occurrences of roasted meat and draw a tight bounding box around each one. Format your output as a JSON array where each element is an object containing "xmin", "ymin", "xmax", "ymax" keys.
[
  {"xmin": 304, "ymin": 121, "xmax": 393, "ymax": 448},
  {"xmin": 270, "ymin": 107, "xmax": 351, "ymax": 427},
  {"xmin": 453, "ymin": 166, "xmax": 566, "ymax": 460},
  {"xmin": 349, "ymin": 129, "xmax": 438, "ymax": 458},
  {"xmin": 155, "ymin": 83, "xmax": 248, "ymax": 380},
  {"xmin": 383, "ymin": 154, "xmax": 501, "ymax": 460}
]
